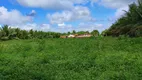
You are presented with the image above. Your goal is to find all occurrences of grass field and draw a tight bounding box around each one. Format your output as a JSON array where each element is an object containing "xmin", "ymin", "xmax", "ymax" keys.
[{"xmin": 0, "ymin": 37, "xmax": 142, "ymax": 80}]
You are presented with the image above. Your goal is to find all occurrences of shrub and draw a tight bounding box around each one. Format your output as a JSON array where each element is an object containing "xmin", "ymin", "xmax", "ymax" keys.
[{"xmin": 0, "ymin": 37, "xmax": 9, "ymax": 41}]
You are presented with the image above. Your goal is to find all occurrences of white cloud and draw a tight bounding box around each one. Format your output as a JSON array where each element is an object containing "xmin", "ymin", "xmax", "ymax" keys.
[
  {"xmin": 16, "ymin": 0, "xmax": 94, "ymax": 10},
  {"xmin": 115, "ymin": 6, "xmax": 129, "ymax": 19},
  {"xmin": 27, "ymin": 10, "xmax": 36, "ymax": 17},
  {"xmin": 47, "ymin": 6, "xmax": 94, "ymax": 24},
  {"xmin": 73, "ymin": 6, "xmax": 91, "ymax": 20},
  {"xmin": 56, "ymin": 22, "xmax": 104, "ymax": 32},
  {"xmin": 17, "ymin": 0, "xmax": 74, "ymax": 10},
  {"xmin": 47, "ymin": 11, "xmax": 73, "ymax": 24},
  {"xmin": 10, "ymin": 23, "xmax": 50, "ymax": 31},
  {"xmin": 91, "ymin": 0, "xmax": 136, "ymax": 24},
  {"xmin": 77, "ymin": 22, "xmax": 104, "ymax": 32},
  {"xmin": 94, "ymin": 0, "xmax": 136, "ymax": 9},
  {"xmin": 91, "ymin": 0, "xmax": 136, "ymax": 19},
  {"xmin": 69, "ymin": 0, "xmax": 88, "ymax": 4},
  {"xmin": 99, "ymin": 0, "xmax": 136, "ymax": 19},
  {"xmin": 58, "ymin": 23, "xmax": 72, "ymax": 29},
  {"xmin": 40, "ymin": 24, "xmax": 51, "ymax": 31},
  {"xmin": 0, "ymin": 6, "xmax": 32, "ymax": 25},
  {"xmin": 8, "ymin": 22, "xmax": 104, "ymax": 33},
  {"xmin": 58, "ymin": 23, "xmax": 66, "ymax": 27}
]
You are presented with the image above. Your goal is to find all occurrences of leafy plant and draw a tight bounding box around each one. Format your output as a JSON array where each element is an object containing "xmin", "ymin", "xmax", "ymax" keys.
[{"xmin": 104, "ymin": 0, "xmax": 142, "ymax": 37}]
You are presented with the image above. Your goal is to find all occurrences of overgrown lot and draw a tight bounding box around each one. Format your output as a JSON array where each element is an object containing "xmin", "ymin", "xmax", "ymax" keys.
[{"xmin": 0, "ymin": 37, "xmax": 142, "ymax": 80}]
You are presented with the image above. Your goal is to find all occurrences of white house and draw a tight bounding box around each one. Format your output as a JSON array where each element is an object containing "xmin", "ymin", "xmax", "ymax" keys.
[{"xmin": 68, "ymin": 34, "xmax": 75, "ymax": 38}]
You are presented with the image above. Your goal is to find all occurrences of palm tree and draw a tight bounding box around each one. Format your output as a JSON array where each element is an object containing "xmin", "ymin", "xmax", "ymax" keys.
[
  {"xmin": 137, "ymin": 0, "xmax": 142, "ymax": 18},
  {"xmin": 2, "ymin": 25, "xmax": 9, "ymax": 36},
  {"xmin": 15, "ymin": 28, "xmax": 21, "ymax": 38},
  {"xmin": 107, "ymin": 0, "xmax": 142, "ymax": 37}
]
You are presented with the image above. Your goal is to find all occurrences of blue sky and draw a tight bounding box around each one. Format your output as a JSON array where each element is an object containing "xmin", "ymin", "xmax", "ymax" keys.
[{"xmin": 0, "ymin": 0, "xmax": 136, "ymax": 32}]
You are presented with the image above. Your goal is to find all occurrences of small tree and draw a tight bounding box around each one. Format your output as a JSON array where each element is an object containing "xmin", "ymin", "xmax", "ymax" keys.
[
  {"xmin": 72, "ymin": 30, "xmax": 76, "ymax": 34},
  {"xmin": 29, "ymin": 29, "xmax": 34, "ymax": 38},
  {"xmin": 77, "ymin": 31, "xmax": 86, "ymax": 35},
  {"xmin": 101, "ymin": 29, "xmax": 109, "ymax": 36},
  {"xmin": 91, "ymin": 30, "xmax": 99, "ymax": 37},
  {"xmin": 21, "ymin": 30, "xmax": 29, "ymax": 39},
  {"xmin": 0, "ymin": 31, "xmax": 3, "ymax": 39},
  {"xmin": 68, "ymin": 32, "xmax": 71, "ymax": 35},
  {"xmin": 2, "ymin": 25, "xmax": 9, "ymax": 36},
  {"xmin": 15, "ymin": 28, "xmax": 21, "ymax": 38}
]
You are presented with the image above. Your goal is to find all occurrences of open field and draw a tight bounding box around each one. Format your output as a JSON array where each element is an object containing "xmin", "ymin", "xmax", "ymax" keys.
[{"xmin": 0, "ymin": 37, "xmax": 142, "ymax": 80}]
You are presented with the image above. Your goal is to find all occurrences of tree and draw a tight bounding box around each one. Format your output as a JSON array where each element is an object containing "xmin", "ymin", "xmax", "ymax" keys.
[
  {"xmin": 0, "ymin": 30, "xmax": 4, "ymax": 39},
  {"xmin": 8, "ymin": 28, "xmax": 17, "ymax": 39},
  {"xmin": 0, "ymin": 25, "xmax": 10, "ymax": 40},
  {"xmin": 86, "ymin": 31, "xmax": 90, "ymax": 34},
  {"xmin": 2, "ymin": 25, "xmax": 9, "ymax": 36},
  {"xmin": 91, "ymin": 30, "xmax": 99, "ymax": 37},
  {"xmin": 68, "ymin": 32, "xmax": 71, "ymax": 35},
  {"xmin": 0, "ymin": 27, "xmax": 3, "ymax": 39},
  {"xmin": 29, "ymin": 29, "xmax": 34, "ymax": 38},
  {"xmin": 77, "ymin": 31, "xmax": 86, "ymax": 35},
  {"xmin": 101, "ymin": 29, "xmax": 109, "ymax": 36},
  {"xmin": 72, "ymin": 30, "xmax": 76, "ymax": 34},
  {"xmin": 0, "ymin": 25, "xmax": 62, "ymax": 40},
  {"xmin": 107, "ymin": 0, "xmax": 142, "ymax": 37},
  {"xmin": 21, "ymin": 30, "xmax": 29, "ymax": 39},
  {"xmin": 15, "ymin": 28, "xmax": 21, "ymax": 38}
]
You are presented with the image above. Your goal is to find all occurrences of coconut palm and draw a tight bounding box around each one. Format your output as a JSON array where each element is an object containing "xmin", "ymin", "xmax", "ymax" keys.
[{"xmin": 106, "ymin": 0, "xmax": 142, "ymax": 37}]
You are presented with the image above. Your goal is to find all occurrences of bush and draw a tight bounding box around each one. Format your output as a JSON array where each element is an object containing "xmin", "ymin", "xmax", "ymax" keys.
[
  {"xmin": 128, "ymin": 26, "xmax": 142, "ymax": 37},
  {"xmin": 106, "ymin": 0, "xmax": 142, "ymax": 37},
  {"xmin": 0, "ymin": 37, "xmax": 9, "ymax": 41},
  {"xmin": 0, "ymin": 38, "xmax": 142, "ymax": 80}
]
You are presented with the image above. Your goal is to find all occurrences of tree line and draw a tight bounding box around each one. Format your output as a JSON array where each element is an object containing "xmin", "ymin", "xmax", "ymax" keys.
[
  {"xmin": 0, "ymin": 25, "xmax": 61, "ymax": 40},
  {"xmin": 62, "ymin": 30, "xmax": 99, "ymax": 37},
  {"xmin": 0, "ymin": 25, "xmax": 100, "ymax": 40},
  {"xmin": 103, "ymin": 0, "xmax": 142, "ymax": 37}
]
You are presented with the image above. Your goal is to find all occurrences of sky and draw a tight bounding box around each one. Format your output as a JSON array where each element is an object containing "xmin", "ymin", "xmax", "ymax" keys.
[{"xmin": 0, "ymin": 0, "xmax": 136, "ymax": 32}]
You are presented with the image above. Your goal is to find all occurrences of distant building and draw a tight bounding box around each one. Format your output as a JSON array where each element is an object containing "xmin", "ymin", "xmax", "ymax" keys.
[
  {"xmin": 76, "ymin": 34, "xmax": 92, "ymax": 38},
  {"xmin": 68, "ymin": 34, "xmax": 75, "ymax": 38},
  {"xmin": 60, "ymin": 36, "xmax": 68, "ymax": 38},
  {"xmin": 60, "ymin": 34, "xmax": 92, "ymax": 38}
]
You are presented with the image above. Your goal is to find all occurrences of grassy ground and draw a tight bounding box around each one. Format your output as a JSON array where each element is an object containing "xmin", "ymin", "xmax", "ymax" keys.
[{"xmin": 0, "ymin": 37, "xmax": 142, "ymax": 80}]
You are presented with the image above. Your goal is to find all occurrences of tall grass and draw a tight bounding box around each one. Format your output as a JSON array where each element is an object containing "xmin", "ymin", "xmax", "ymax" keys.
[{"xmin": 0, "ymin": 37, "xmax": 142, "ymax": 80}]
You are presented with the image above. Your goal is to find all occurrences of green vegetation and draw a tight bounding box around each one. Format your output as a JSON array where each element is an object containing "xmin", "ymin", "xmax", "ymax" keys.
[
  {"xmin": 0, "ymin": 25, "xmax": 100, "ymax": 40},
  {"xmin": 1, "ymin": 1, "xmax": 142, "ymax": 79},
  {"xmin": 91, "ymin": 30, "xmax": 100, "ymax": 37},
  {"xmin": 0, "ymin": 25, "xmax": 61, "ymax": 40},
  {"xmin": 0, "ymin": 37, "xmax": 142, "ymax": 80},
  {"xmin": 105, "ymin": 0, "xmax": 142, "ymax": 37}
]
